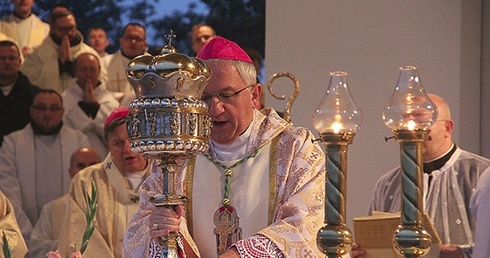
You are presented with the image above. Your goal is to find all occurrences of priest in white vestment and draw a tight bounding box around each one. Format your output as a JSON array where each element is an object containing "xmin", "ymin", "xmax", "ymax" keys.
[
  {"xmin": 124, "ymin": 36, "xmax": 326, "ymax": 257},
  {"xmin": 102, "ymin": 23, "xmax": 147, "ymax": 103},
  {"xmin": 0, "ymin": 0, "xmax": 49, "ymax": 57},
  {"xmin": 20, "ymin": 9, "xmax": 105, "ymax": 94},
  {"xmin": 58, "ymin": 108, "xmax": 152, "ymax": 258},
  {"xmin": 29, "ymin": 147, "xmax": 101, "ymax": 257},
  {"xmin": 0, "ymin": 89, "xmax": 89, "ymax": 251},
  {"xmin": 363, "ymin": 94, "xmax": 490, "ymax": 258},
  {"xmin": 62, "ymin": 52, "xmax": 119, "ymax": 157}
]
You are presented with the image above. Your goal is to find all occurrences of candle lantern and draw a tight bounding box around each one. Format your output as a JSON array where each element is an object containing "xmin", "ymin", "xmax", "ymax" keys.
[
  {"xmin": 382, "ymin": 65, "xmax": 438, "ymax": 257},
  {"xmin": 312, "ymin": 71, "xmax": 363, "ymax": 257},
  {"xmin": 125, "ymin": 32, "xmax": 212, "ymax": 257}
]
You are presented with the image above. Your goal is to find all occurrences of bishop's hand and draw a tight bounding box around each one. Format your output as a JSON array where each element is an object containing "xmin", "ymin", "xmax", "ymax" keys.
[{"xmin": 149, "ymin": 204, "xmax": 183, "ymax": 243}]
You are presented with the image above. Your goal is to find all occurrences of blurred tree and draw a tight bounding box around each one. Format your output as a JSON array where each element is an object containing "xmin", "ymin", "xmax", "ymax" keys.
[
  {"xmin": 150, "ymin": 0, "xmax": 265, "ymax": 57},
  {"xmin": 205, "ymin": 0, "xmax": 265, "ymax": 57},
  {"xmin": 0, "ymin": 2, "xmax": 10, "ymax": 15},
  {"xmin": 149, "ymin": 3, "xmax": 207, "ymax": 55}
]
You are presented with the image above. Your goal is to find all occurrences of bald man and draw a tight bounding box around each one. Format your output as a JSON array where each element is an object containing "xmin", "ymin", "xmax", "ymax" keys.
[
  {"xmin": 29, "ymin": 147, "xmax": 101, "ymax": 257},
  {"xmin": 62, "ymin": 52, "xmax": 119, "ymax": 158},
  {"xmin": 68, "ymin": 147, "xmax": 102, "ymax": 177},
  {"xmin": 363, "ymin": 93, "xmax": 490, "ymax": 258}
]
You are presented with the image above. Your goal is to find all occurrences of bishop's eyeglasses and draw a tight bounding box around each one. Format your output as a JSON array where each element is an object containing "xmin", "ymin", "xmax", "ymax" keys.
[{"xmin": 201, "ymin": 84, "xmax": 255, "ymax": 105}]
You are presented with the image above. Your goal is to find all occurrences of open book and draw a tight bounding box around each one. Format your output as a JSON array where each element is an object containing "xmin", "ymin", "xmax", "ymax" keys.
[{"xmin": 353, "ymin": 212, "xmax": 441, "ymax": 258}]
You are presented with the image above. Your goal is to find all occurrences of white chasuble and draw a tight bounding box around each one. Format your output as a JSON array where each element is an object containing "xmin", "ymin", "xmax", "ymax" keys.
[
  {"xmin": 124, "ymin": 108, "xmax": 326, "ymax": 258},
  {"xmin": 102, "ymin": 51, "xmax": 133, "ymax": 95},
  {"xmin": 192, "ymin": 144, "xmax": 270, "ymax": 257},
  {"xmin": 58, "ymin": 155, "xmax": 147, "ymax": 258},
  {"xmin": 106, "ymin": 157, "xmax": 142, "ymax": 257}
]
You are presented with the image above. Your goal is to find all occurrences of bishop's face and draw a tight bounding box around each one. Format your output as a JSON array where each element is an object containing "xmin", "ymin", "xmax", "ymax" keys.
[
  {"xmin": 202, "ymin": 61, "xmax": 259, "ymax": 145},
  {"xmin": 107, "ymin": 123, "xmax": 147, "ymax": 173}
]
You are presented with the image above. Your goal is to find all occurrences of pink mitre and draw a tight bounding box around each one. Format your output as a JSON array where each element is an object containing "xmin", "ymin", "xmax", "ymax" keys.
[
  {"xmin": 104, "ymin": 107, "xmax": 129, "ymax": 127},
  {"xmin": 196, "ymin": 36, "xmax": 253, "ymax": 64}
]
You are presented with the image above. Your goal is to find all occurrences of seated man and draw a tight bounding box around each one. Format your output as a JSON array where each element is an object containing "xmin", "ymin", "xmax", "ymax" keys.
[
  {"xmin": 360, "ymin": 93, "xmax": 490, "ymax": 258},
  {"xmin": 0, "ymin": 89, "xmax": 89, "ymax": 243},
  {"xmin": 29, "ymin": 147, "xmax": 101, "ymax": 257},
  {"xmin": 124, "ymin": 36, "xmax": 326, "ymax": 257},
  {"xmin": 0, "ymin": 39, "xmax": 40, "ymax": 146},
  {"xmin": 62, "ymin": 52, "xmax": 119, "ymax": 157},
  {"xmin": 58, "ymin": 108, "xmax": 152, "ymax": 257}
]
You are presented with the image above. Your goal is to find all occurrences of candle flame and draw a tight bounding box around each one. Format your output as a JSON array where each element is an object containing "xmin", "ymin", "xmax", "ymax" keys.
[{"xmin": 407, "ymin": 120, "xmax": 416, "ymax": 130}]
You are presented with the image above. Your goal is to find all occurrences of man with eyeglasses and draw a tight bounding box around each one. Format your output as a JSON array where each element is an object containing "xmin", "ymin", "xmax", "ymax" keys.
[
  {"xmin": 354, "ymin": 93, "xmax": 490, "ymax": 258},
  {"xmin": 0, "ymin": 0, "xmax": 50, "ymax": 57},
  {"xmin": 62, "ymin": 52, "xmax": 119, "ymax": 157},
  {"xmin": 124, "ymin": 36, "xmax": 326, "ymax": 257},
  {"xmin": 102, "ymin": 22, "xmax": 148, "ymax": 103},
  {"xmin": 0, "ymin": 39, "xmax": 40, "ymax": 147},
  {"xmin": 20, "ymin": 9, "xmax": 104, "ymax": 94},
  {"xmin": 0, "ymin": 89, "xmax": 89, "ymax": 253}
]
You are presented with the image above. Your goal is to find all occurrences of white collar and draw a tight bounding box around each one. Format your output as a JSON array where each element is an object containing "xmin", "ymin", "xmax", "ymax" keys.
[{"xmin": 211, "ymin": 117, "xmax": 254, "ymax": 161}]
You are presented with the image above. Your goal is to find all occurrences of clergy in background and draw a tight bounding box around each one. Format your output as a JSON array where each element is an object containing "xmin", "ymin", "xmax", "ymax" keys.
[
  {"xmin": 20, "ymin": 9, "xmax": 105, "ymax": 94},
  {"xmin": 58, "ymin": 107, "xmax": 151, "ymax": 257},
  {"xmin": 0, "ymin": 89, "xmax": 89, "ymax": 249},
  {"xmin": 29, "ymin": 147, "xmax": 100, "ymax": 257},
  {"xmin": 0, "ymin": 0, "xmax": 49, "ymax": 57},
  {"xmin": 62, "ymin": 52, "xmax": 119, "ymax": 157},
  {"xmin": 102, "ymin": 22, "xmax": 147, "ymax": 104}
]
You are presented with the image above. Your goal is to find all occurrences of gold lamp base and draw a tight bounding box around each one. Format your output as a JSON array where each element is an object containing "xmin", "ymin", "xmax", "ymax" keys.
[
  {"xmin": 317, "ymin": 132, "xmax": 355, "ymax": 257},
  {"xmin": 392, "ymin": 128, "xmax": 431, "ymax": 257},
  {"xmin": 393, "ymin": 225, "xmax": 431, "ymax": 257},
  {"xmin": 317, "ymin": 224, "xmax": 353, "ymax": 257}
]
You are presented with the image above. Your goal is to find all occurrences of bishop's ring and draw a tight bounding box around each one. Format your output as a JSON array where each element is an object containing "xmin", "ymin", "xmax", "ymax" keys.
[{"xmin": 152, "ymin": 223, "xmax": 159, "ymax": 230}]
